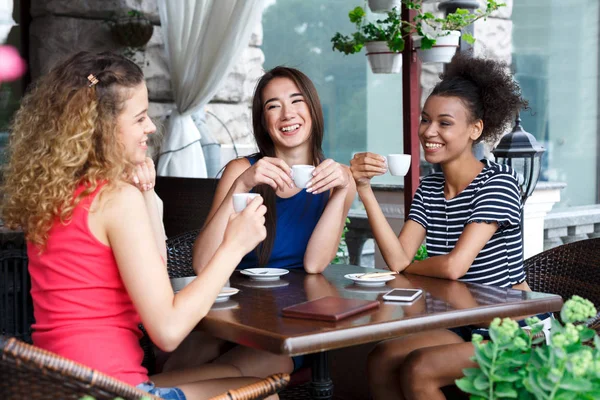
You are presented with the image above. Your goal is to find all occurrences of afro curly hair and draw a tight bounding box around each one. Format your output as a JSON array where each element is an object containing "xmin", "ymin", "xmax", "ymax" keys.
[{"xmin": 430, "ymin": 53, "xmax": 528, "ymax": 144}]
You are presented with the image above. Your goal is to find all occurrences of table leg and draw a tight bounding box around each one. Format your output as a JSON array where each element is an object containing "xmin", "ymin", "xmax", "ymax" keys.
[{"xmin": 309, "ymin": 351, "xmax": 333, "ymax": 400}]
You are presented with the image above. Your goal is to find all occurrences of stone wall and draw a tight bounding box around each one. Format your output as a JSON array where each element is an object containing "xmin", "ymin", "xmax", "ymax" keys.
[
  {"xmin": 28, "ymin": 0, "xmax": 264, "ymax": 150},
  {"xmin": 419, "ymin": 0, "xmax": 513, "ymax": 156}
]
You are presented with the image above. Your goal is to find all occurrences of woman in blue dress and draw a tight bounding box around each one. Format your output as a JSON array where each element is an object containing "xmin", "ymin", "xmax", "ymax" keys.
[{"xmin": 194, "ymin": 66, "xmax": 356, "ymax": 275}]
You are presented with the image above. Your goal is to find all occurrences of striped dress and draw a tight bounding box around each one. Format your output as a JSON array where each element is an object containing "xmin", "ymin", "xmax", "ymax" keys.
[{"xmin": 408, "ymin": 159, "xmax": 525, "ymax": 287}]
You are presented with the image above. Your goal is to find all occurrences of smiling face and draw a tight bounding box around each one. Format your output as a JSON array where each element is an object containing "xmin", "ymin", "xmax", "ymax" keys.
[
  {"xmin": 116, "ymin": 82, "xmax": 156, "ymax": 165},
  {"xmin": 261, "ymin": 77, "xmax": 313, "ymax": 152},
  {"xmin": 419, "ymin": 95, "xmax": 483, "ymax": 166}
]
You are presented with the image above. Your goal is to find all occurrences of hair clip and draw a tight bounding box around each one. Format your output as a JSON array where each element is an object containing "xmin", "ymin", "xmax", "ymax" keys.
[{"xmin": 87, "ymin": 74, "xmax": 99, "ymax": 88}]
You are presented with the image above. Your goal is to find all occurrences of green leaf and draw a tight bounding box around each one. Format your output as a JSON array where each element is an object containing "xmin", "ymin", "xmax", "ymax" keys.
[
  {"xmin": 495, "ymin": 382, "xmax": 518, "ymax": 398},
  {"xmin": 558, "ymin": 377, "xmax": 593, "ymax": 392},
  {"xmin": 348, "ymin": 6, "xmax": 366, "ymax": 24},
  {"xmin": 462, "ymin": 32, "xmax": 475, "ymax": 44},
  {"xmin": 418, "ymin": 36, "xmax": 436, "ymax": 50},
  {"xmin": 579, "ymin": 328, "xmax": 596, "ymax": 343},
  {"xmin": 473, "ymin": 372, "xmax": 490, "ymax": 391},
  {"xmin": 455, "ymin": 378, "xmax": 488, "ymax": 397}
]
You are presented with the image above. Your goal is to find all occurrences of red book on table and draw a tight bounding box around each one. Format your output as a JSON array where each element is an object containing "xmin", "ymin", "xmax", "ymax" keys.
[{"xmin": 281, "ymin": 296, "xmax": 380, "ymax": 322}]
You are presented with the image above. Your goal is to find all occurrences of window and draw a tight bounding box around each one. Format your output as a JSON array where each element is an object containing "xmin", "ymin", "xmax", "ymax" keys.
[
  {"xmin": 261, "ymin": 0, "xmax": 405, "ymax": 185},
  {"xmin": 512, "ymin": 0, "xmax": 600, "ymax": 208}
]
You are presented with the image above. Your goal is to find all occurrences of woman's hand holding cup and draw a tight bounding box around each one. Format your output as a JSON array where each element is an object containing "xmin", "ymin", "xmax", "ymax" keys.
[
  {"xmin": 304, "ymin": 159, "xmax": 349, "ymax": 194},
  {"xmin": 236, "ymin": 156, "xmax": 294, "ymax": 193},
  {"xmin": 223, "ymin": 195, "xmax": 267, "ymax": 255},
  {"xmin": 350, "ymin": 152, "xmax": 388, "ymax": 188}
]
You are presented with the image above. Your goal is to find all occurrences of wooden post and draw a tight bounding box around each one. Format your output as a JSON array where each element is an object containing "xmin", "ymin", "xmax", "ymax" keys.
[{"xmin": 401, "ymin": 5, "xmax": 421, "ymax": 218}]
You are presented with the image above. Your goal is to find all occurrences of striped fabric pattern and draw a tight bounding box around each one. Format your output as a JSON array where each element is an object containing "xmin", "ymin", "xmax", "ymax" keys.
[{"xmin": 408, "ymin": 160, "xmax": 525, "ymax": 287}]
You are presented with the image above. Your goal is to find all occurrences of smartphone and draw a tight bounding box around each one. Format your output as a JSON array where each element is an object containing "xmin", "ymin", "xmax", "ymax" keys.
[{"xmin": 382, "ymin": 288, "xmax": 423, "ymax": 302}]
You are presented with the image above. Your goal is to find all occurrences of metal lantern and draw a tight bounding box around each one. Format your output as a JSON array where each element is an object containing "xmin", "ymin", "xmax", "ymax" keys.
[{"xmin": 492, "ymin": 114, "xmax": 546, "ymax": 204}]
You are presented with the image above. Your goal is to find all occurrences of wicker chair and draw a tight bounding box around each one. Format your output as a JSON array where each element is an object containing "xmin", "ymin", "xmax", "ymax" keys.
[
  {"xmin": 0, "ymin": 335, "xmax": 290, "ymax": 400},
  {"xmin": 0, "ymin": 249, "xmax": 33, "ymax": 344},
  {"xmin": 524, "ymin": 238, "xmax": 600, "ymax": 331},
  {"xmin": 166, "ymin": 229, "xmax": 201, "ymax": 278},
  {"xmin": 154, "ymin": 176, "xmax": 219, "ymax": 238}
]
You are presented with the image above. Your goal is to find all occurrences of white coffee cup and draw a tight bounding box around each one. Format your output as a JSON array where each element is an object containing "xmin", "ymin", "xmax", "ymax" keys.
[
  {"xmin": 233, "ymin": 193, "xmax": 260, "ymax": 212},
  {"xmin": 387, "ymin": 154, "xmax": 411, "ymax": 176},
  {"xmin": 291, "ymin": 165, "xmax": 315, "ymax": 188}
]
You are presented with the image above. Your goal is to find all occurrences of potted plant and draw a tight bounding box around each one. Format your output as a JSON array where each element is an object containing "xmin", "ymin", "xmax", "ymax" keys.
[
  {"xmin": 368, "ymin": 0, "xmax": 402, "ymax": 14},
  {"xmin": 407, "ymin": 0, "xmax": 505, "ymax": 63},
  {"xmin": 331, "ymin": 0, "xmax": 506, "ymax": 71},
  {"xmin": 109, "ymin": 9, "xmax": 154, "ymax": 49},
  {"xmin": 331, "ymin": 6, "xmax": 405, "ymax": 74},
  {"xmin": 456, "ymin": 295, "xmax": 600, "ymax": 399}
]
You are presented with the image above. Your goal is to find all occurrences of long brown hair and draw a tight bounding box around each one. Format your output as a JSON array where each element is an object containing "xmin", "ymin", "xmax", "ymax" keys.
[
  {"xmin": 250, "ymin": 66, "xmax": 325, "ymax": 266},
  {"xmin": 2, "ymin": 51, "xmax": 144, "ymax": 248}
]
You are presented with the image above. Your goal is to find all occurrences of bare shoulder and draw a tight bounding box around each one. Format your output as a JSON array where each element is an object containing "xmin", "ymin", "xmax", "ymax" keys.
[
  {"xmin": 223, "ymin": 157, "xmax": 251, "ymax": 179},
  {"xmin": 97, "ymin": 181, "xmax": 144, "ymax": 215}
]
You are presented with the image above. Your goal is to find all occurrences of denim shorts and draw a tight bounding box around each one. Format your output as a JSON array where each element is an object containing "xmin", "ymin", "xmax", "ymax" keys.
[
  {"xmin": 137, "ymin": 381, "xmax": 186, "ymax": 400},
  {"xmin": 449, "ymin": 312, "xmax": 554, "ymax": 342}
]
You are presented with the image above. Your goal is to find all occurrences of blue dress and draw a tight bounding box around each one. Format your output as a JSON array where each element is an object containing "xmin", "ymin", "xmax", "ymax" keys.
[{"xmin": 237, "ymin": 156, "xmax": 330, "ymax": 269}]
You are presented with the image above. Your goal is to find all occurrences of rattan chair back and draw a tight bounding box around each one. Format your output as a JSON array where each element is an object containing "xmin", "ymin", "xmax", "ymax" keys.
[
  {"xmin": 166, "ymin": 229, "xmax": 201, "ymax": 278},
  {"xmin": 524, "ymin": 238, "xmax": 600, "ymax": 306},
  {"xmin": 208, "ymin": 373, "xmax": 290, "ymax": 400},
  {"xmin": 524, "ymin": 238, "xmax": 600, "ymax": 330},
  {"xmin": 154, "ymin": 176, "xmax": 218, "ymax": 238},
  {"xmin": 0, "ymin": 249, "xmax": 33, "ymax": 343},
  {"xmin": 0, "ymin": 335, "xmax": 160, "ymax": 399}
]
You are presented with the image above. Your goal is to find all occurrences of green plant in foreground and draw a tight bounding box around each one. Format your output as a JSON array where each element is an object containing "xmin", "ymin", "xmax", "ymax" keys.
[
  {"xmin": 456, "ymin": 296, "xmax": 600, "ymax": 399},
  {"xmin": 413, "ymin": 244, "xmax": 428, "ymax": 261},
  {"xmin": 333, "ymin": 217, "xmax": 351, "ymax": 264},
  {"xmin": 331, "ymin": 0, "xmax": 505, "ymax": 55}
]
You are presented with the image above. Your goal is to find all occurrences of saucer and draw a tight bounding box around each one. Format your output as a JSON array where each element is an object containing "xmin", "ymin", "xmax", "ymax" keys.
[
  {"xmin": 240, "ymin": 268, "xmax": 290, "ymax": 281},
  {"xmin": 344, "ymin": 273, "xmax": 395, "ymax": 287},
  {"xmin": 211, "ymin": 299, "xmax": 239, "ymax": 310},
  {"xmin": 237, "ymin": 279, "xmax": 290, "ymax": 289},
  {"xmin": 215, "ymin": 287, "xmax": 239, "ymax": 303}
]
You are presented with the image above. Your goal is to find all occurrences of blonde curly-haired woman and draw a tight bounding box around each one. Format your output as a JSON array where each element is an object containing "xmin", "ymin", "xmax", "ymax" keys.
[{"xmin": 1, "ymin": 51, "xmax": 285, "ymax": 400}]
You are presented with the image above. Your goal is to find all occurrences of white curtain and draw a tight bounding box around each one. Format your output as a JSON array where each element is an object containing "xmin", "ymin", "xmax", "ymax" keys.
[
  {"xmin": 0, "ymin": 0, "xmax": 15, "ymax": 43},
  {"xmin": 157, "ymin": 0, "xmax": 265, "ymax": 178}
]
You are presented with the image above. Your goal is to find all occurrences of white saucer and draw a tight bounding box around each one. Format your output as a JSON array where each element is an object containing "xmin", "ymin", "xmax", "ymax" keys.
[
  {"xmin": 240, "ymin": 268, "xmax": 290, "ymax": 281},
  {"xmin": 344, "ymin": 273, "xmax": 395, "ymax": 287},
  {"xmin": 238, "ymin": 280, "xmax": 290, "ymax": 289},
  {"xmin": 211, "ymin": 300, "xmax": 239, "ymax": 310},
  {"xmin": 215, "ymin": 287, "xmax": 239, "ymax": 303}
]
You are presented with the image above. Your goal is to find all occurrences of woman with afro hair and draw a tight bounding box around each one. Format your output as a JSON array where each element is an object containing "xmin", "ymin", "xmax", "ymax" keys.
[{"xmin": 350, "ymin": 53, "xmax": 550, "ymax": 399}]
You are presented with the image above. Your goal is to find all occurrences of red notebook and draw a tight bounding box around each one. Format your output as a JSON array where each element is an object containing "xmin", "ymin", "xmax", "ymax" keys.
[{"xmin": 281, "ymin": 296, "xmax": 380, "ymax": 322}]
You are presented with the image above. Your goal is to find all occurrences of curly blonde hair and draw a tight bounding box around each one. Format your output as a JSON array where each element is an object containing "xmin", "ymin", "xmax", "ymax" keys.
[{"xmin": 2, "ymin": 51, "xmax": 145, "ymax": 247}]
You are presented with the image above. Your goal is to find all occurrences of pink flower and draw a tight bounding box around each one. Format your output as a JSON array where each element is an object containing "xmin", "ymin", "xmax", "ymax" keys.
[{"xmin": 0, "ymin": 45, "xmax": 27, "ymax": 82}]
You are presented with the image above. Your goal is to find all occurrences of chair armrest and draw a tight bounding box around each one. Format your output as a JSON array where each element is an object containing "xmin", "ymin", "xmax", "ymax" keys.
[{"xmin": 208, "ymin": 373, "xmax": 290, "ymax": 400}]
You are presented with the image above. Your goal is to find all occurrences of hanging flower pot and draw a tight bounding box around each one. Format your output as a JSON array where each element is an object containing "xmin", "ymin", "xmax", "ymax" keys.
[
  {"xmin": 412, "ymin": 30, "xmax": 460, "ymax": 64},
  {"xmin": 365, "ymin": 41, "xmax": 402, "ymax": 74},
  {"xmin": 368, "ymin": 0, "xmax": 402, "ymax": 13},
  {"xmin": 110, "ymin": 12, "xmax": 154, "ymax": 48}
]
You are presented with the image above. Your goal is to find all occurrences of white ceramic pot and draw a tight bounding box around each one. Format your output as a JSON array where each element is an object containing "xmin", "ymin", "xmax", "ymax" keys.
[
  {"xmin": 365, "ymin": 41, "xmax": 402, "ymax": 74},
  {"xmin": 368, "ymin": 0, "xmax": 402, "ymax": 13},
  {"xmin": 413, "ymin": 30, "xmax": 461, "ymax": 64}
]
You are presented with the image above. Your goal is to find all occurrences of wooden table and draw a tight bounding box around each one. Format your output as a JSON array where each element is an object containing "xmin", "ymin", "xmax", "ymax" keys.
[{"xmin": 197, "ymin": 264, "xmax": 563, "ymax": 399}]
